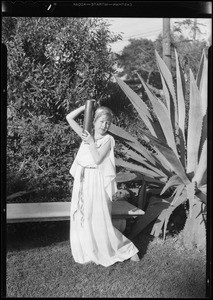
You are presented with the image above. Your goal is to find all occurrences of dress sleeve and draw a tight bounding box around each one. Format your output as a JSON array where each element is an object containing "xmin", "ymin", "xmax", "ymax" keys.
[
  {"xmin": 97, "ymin": 135, "xmax": 117, "ymax": 201},
  {"xmin": 69, "ymin": 153, "xmax": 78, "ymax": 177},
  {"xmin": 69, "ymin": 142, "xmax": 83, "ymax": 177},
  {"xmin": 69, "ymin": 157, "xmax": 78, "ymax": 177}
]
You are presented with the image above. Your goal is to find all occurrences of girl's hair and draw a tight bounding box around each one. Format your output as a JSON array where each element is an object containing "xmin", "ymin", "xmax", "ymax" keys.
[{"xmin": 93, "ymin": 106, "xmax": 113, "ymax": 123}]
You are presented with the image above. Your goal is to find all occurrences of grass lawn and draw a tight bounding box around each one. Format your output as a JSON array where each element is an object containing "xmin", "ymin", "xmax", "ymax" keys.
[{"xmin": 6, "ymin": 221, "xmax": 206, "ymax": 298}]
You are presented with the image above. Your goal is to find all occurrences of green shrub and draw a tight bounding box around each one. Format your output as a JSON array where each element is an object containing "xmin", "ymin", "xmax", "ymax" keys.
[{"xmin": 7, "ymin": 114, "xmax": 81, "ymax": 202}]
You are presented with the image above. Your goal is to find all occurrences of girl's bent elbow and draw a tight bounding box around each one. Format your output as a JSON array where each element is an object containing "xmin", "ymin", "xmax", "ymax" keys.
[{"xmin": 94, "ymin": 158, "xmax": 103, "ymax": 165}]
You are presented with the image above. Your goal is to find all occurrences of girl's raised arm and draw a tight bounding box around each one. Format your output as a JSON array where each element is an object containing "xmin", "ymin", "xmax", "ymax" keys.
[{"xmin": 66, "ymin": 105, "xmax": 85, "ymax": 137}]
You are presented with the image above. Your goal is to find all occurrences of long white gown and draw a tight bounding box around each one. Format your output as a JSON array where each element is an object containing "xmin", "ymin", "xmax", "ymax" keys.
[{"xmin": 69, "ymin": 134, "xmax": 138, "ymax": 267}]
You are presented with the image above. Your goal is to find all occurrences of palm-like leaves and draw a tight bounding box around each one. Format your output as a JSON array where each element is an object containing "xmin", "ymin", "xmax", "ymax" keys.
[{"xmin": 110, "ymin": 49, "xmax": 207, "ymax": 237}]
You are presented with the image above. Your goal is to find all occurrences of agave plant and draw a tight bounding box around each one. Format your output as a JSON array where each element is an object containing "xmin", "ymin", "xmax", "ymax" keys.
[{"xmin": 110, "ymin": 49, "xmax": 207, "ymax": 250}]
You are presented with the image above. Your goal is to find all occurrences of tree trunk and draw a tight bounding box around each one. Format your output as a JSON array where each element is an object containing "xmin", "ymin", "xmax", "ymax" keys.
[
  {"xmin": 192, "ymin": 18, "xmax": 197, "ymax": 40},
  {"xmin": 182, "ymin": 199, "xmax": 206, "ymax": 250},
  {"xmin": 162, "ymin": 18, "xmax": 171, "ymax": 71}
]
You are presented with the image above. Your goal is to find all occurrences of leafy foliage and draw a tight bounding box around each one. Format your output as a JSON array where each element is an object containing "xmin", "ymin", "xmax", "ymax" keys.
[
  {"xmin": 4, "ymin": 17, "xmax": 122, "ymax": 201},
  {"xmin": 7, "ymin": 113, "xmax": 80, "ymax": 201},
  {"xmin": 116, "ymin": 38, "xmax": 160, "ymax": 85},
  {"xmin": 4, "ymin": 17, "xmax": 121, "ymax": 121}
]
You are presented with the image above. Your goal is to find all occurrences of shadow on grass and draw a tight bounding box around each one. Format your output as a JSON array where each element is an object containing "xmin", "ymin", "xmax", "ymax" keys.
[
  {"xmin": 6, "ymin": 221, "xmax": 70, "ymax": 251},
  {"xmin": 6, "ymin": 219, "xmax": 155, "ymax": 259},
  {"xmin": 124, "ymin": 219, "xmax": 155, "ymax": 260}
]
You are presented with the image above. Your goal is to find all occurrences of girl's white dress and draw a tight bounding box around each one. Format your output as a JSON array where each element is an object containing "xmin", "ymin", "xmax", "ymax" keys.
[{"xmin": 69, "ymin": 134, "xmax": 138, "ymax": 267}]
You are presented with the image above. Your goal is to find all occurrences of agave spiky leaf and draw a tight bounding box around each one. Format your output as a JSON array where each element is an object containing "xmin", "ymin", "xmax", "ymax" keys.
[
  {"xmin": 186, "ymin": 70, "xmax": 204, "ymax": 177},
  {"xmin": 141, "ymin": 129, "xmax": 190, "ymax": 185},
  {"xmin": 193, "ymin": 139, "xmax": 207, "ymax": 188},
  {"xmin": 114, "ymin": 76, "xmax": 156, "ymax": 136},
  {"xmin": 155, "ymin": 50, "xmax": 178, "ymax": 130},
  {"xmin": 160, "ymin": 175, "xmax": 184, "ymax": 195},
  {"xmin": 115, "ymin": 158, "xmax": 165, "ymax": 181},
  {"xmin": 110, "ymin": 123, "xmax": 156, "ymax": 165},
  {"xmin": 170, "ymin": 184, "xmax": 185, "ymax": 205},
  {"xmin": 151, "ymin": 188, "xmax": 187, "ymax": 238},
  {"xmin": 151, "ymin": 146, "xmax": 174, "ymax": 175},
  {"xmin": 198, "ymin": 114, "xmax": 207, "ymax": 160},
  {"xmin": 109, "ymin": 123, "xmax": 136, "ymax": 143},
  {"xmin": 186, "ymin": 181, "xmax": 196, "ymax": 218},
  {"xmin": 133, "ymin": 126, "xmax": 174, "ymax": 174},
  {"xmin": 137, "ymin": 72, "xmax": 179, "ymax": 158},
  {"xmin": 159, "ymin": 71, "xmax": 171, "ymax": 111},
  {"xmin": 120, "ymin": 146, "xmax": 167, "ymax": 178},
  {"xmin": 197, "ymin": 50, "xmax": 208, "ymax": 160},
  {"xmin": 150, "ymin": 198, "xmax": 172, "ymax": 237},
  {"xmin": 195, "ymin": 188, "xmax": 207, "ymax": 205},
  {"xmin": 175, "ymin": 49, "xmax": 186, "ymax": 169},
  {"xmin": 196, "ymin": 49, "xmax": 208, "ymax": 116},
  {"xmin": 116, "ymin": 171, "xmax": 144, "ymax": 183},
  {"xmin": 175, "ymin": 48, "xmax": 186, "ymax": 136},
  {"xmin": 110, "ymin": 123, "xmax": 175, "ymax": 181},
  {"xmin": 125, "ymin": 141, "xmax": 157, "ymax": 165}
]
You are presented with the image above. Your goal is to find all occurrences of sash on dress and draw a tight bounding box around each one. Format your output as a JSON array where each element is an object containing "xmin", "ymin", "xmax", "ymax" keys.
[{"xmin": 72, "ymin": 164, "xmax": 96, "ymax": 226}]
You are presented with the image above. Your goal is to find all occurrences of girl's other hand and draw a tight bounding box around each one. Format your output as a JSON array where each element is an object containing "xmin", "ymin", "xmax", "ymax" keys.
[{"xmin": 81, "ymin": 130, "xmax": 94, "ymax": 144}]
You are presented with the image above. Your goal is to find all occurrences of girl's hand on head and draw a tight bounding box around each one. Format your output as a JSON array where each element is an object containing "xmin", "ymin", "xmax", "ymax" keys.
[{"xmin": 81, "ymin": 130, "xmax": 94, "ymax": 144}]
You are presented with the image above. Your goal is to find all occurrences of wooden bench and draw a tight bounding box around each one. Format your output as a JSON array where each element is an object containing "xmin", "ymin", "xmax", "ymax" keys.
[{"xmin": 6, "ymin": 201, "xmax": 145, "ymax": 233}]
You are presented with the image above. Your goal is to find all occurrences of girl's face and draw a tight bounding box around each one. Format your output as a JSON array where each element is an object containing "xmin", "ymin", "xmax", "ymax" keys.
[{"xmin": 94, "ymin": 115, "xmax": 111, "ymax": 137}]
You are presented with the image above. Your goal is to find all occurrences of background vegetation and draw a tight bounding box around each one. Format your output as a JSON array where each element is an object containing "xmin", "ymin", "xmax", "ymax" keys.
[
  {"xmin": 4, "ymin": 17, "xmax": 121, "ymax": 201},
  {"xmin": 3, "ymin": 17, "xmax": 209, "ymax": 204}
]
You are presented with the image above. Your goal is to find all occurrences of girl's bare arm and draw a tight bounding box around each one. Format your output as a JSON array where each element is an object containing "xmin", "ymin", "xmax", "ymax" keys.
[
  {"xmin": 66, "ymin": 105, "xmax": 85, "ymax": 137},
  {"xmin": 82, "ymin": 130, "xmax": 111, "ymax": 165},
  {"xmin": 89, "ymin": 139, "xmax": 111, "ymax": 165}
]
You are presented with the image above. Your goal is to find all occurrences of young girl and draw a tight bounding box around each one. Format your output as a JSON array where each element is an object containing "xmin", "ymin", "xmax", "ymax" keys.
[{"xmin": 66, "ymin": 104, "xmax": 140, "ymax": 267}]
